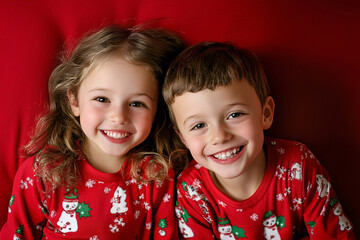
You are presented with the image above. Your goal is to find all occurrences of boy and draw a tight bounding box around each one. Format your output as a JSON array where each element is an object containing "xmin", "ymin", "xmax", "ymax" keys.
[{"xmin": 163, "ymin": 42, "xmax": 356, "ymax": 239}]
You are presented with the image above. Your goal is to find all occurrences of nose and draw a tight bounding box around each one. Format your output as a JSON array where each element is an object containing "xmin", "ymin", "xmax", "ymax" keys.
[
  {"xmin": 209, "ymin": 123, "xmax": 232, "ymax": 145},
  {"xmin": 109, "ymin": 105, "xmax": 129, "ymax": 124}
]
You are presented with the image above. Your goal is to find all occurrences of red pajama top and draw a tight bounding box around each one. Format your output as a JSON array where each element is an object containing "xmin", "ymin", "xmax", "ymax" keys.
[
  {"xmin": 0, "ymin": 154, "xmax": 178, "ymax": 240},
  {"xmin": 176, "ymin": 137, "xmax": 356, "ymax": 239}
]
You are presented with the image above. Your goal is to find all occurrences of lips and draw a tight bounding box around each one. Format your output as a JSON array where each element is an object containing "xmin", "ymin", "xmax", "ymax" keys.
[
  {"xmin": 103, "ymin": 130, "xmax": 129, "ymax": 139},
  {"xmin": 100, "ymin": 130, "xmax": 131, "ymax": 143},
  {"xmin": 213, "ymin": 147, "xmax": 241, "ymax": 160},
  {"xmin": 209, "ymin": 146, "xmax": 245, "ymax": 164}
]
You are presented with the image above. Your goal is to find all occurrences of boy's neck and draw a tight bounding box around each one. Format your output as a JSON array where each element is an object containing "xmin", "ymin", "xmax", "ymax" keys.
[{"xmin": 209, "ymin": 149, "xmax": 267, "ymax": 201}]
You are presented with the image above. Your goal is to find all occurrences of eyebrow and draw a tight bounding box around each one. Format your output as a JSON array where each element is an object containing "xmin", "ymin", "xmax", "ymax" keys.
[
  {"xmin": 88, "ymin": 88, "xmax": 155, "ymax": 101},
  {"xmin": 183, "ymin": 114, "xmax": 201, "ymax": 127},
  {"xmin": 182, "ymin": 103, "xmax": 248, "ymax": 126}
]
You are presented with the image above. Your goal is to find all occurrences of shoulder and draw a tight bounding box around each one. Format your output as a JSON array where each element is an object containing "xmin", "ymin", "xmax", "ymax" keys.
[
  {"xmin": 265, "ymin": 136, "xmax": 310, "ymax": 153},
  {"xmin": 15, "ymin": 156, "xmax": 37, "ymax": 178},
  {"xmin": 265, "ymin": 136, "xmax": 326, "ymax": 182},
  {"xmin": 177, "ymin": 160, "xmax": 205, "ymax": 183},
  {"xmin": 177, "ymin": 160, "xmax": 211, "ymax": 200},
  {"xmin": 265, "ymin": 136, "xmax": 317, "ymax": 164}
]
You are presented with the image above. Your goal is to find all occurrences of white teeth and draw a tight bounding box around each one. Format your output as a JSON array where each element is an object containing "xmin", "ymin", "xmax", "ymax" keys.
[
  {"xmin": 213, "ymin": 147, "xmax": 241, "ymax": 160},
  {"xmin": 103, "ymin": 131, "xmax": 129, "ymax": 139}
]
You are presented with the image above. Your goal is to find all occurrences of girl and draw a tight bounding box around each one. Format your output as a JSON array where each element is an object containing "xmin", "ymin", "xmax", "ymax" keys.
[{"xmin": 0, "ymin": 25, "xmax": 184, "ymax": 239}]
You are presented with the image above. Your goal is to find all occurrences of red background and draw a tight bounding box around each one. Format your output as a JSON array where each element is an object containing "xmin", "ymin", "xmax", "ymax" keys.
[{"xmin": 1, "ymin": 0, "xmax": 359, "ymax": 235}]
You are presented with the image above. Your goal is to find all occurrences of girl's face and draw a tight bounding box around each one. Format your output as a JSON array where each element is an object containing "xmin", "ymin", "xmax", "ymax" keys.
[{"xmin": 69, "ymin": 54, "xmax": 158, "ymax": 171}]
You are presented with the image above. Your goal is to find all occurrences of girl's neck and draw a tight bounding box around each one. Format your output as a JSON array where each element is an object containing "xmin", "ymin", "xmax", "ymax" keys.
[
  {"xmin": 81, "ymin": 140, "xmax": 126, "ymax": 173},
  {"xmin": 209, "ymin": 149, "xmax": 267, "ymax": 201}
]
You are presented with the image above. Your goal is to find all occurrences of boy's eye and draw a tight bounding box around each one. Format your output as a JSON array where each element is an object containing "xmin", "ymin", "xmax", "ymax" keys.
[
  {"xmin": 129, "ymin": 102, "xmax": 146, "ymax": 108},
  {"xmin": 191, "ymin": 123, "xmax": 206, "ymax": 130},
  {"xmin": 95, "ymin": 97, "xmax": 109, "ymax": 103},
  {"xmin": 228, "ymin": 112, "xmax": 244, "ymax": 119}
]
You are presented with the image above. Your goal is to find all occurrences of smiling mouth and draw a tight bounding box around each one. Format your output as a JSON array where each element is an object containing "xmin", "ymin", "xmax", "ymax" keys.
[
  {"xmin": 212, "ymin": 146, "xmax": 243, "ymax": 160},
  {"xmin": 103, "ymin": 130, "xmax": 130, "ymax": 140}
]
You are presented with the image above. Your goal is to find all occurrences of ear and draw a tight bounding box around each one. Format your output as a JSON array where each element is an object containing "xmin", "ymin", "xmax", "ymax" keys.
[
  {"xmin": 262, "ymin": 96, "xmax": 275, "ymax": 130},
  {"xmin": 67, "ymin": 90, "xmax": 80, "ymax": 117},
  {"xmin": 175, "ymin": 128, "xmax": 189, "ymax": 148}
]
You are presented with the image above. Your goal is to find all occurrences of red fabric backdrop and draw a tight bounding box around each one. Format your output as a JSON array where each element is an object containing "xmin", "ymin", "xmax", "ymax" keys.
[{"xmin": 1, "ymin": 0, "xmax": 359, "ymax": 235}]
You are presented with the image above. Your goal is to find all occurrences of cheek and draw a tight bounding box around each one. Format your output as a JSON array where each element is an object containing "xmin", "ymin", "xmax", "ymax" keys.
[
  {"xmin": 184, "ymin": 136, "xmax": 204, "ymax": 157},
  {"xmin": 135, "ymin": 113, "xmax": 155, "ymax": 134},
  {"xmin": 79, "ymin": 106, "xmax": 103, "ymax": 129}
]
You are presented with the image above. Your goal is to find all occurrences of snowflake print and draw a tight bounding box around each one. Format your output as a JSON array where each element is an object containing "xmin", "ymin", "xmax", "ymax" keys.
[
  {"xmin": 236, "ymin": 209, "xmax": 243, "ymax": 212},
  {"xmin": 291, "ymin": 198, "xmax": 302, "ymax": 211},
  {"xmin": 275, "ymin": 165, "xmax": 287, "ymax": 180},
  {"xmin": 26, "ymin": 177, "xmax": 33, "ymax": 186},
  {"xmin": 271, "ymin": 140, "xmax": 277, "ymax": 146},
  {"xmin": 109, "ymin": 224, "xmax": 119, "ymax": 233},
  {"xmin": 218, "ymin": 200, "xmax": 227, "ymax": 208},
  {"xmin": 250, "ymin": 213, "xmax": 258, "ymax": 221},
  {"xmin": 20, "ymin": 177, "xmax": 33, "ymax": 189},
  {"xmin": 134, "ymin": 210, "xmax": 140, "ymax": 219},
  {"xmin": 138, "ymin": 183, "xmax": 144, "ymax": 190},
  {"xmin": 163, "ymin": 193, "xmax": 171, "ymax": 202},
  {"xmin": 20, "ymin": 180, "xmax": 28, "ymax": 189},
  {"xmin": 90, "ymin": 235, "xmax": 100, "ymax": 240},
  {"xmin": 115, "ymin": 217, "xmax": 125, "ymax": 227},
  {"xmin": 156, "ymin": 180, "xmax": 164, "ymax": 188},
  {"xmin": 133, "ymin": 200, "xmax": 140, "ymax": 205},
  {"xmin": 139, "ymin": 193, "xmax": 145, "ymax": 200},
  {"xmin": 86, "ymin": 179, "xmax": 96, "ymax": 188},
  {"xmin": 277, "ymin": 147, "xmax": 285, "ymax": 154},
  {"xmin": 143, "ymin": 202, "xmax": 151, "ymax": 210},
  {"xmin": 277, "ymin": 193, "xmax": 284, "ymax": 201},
  {"xmin": 104, "ymin": 187, "xmax": 111, "ymax": 194},
  {"xmin": 285, "ymin": 187, "xmax": 291, "ymax": 196},
  {"xmin": 146, "ymin": 222, "xmax": 152, "ymax": 230}
]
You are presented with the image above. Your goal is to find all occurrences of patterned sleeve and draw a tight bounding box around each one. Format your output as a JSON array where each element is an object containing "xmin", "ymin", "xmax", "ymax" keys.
[
  {"xmin": 0, "ymin": 157, "xmax": 47, "ymax": 239},
  {"xmin": 176, "ymin": 173, "xmax": 215, "ymax": 239},
  {"xmin": 151, "ymin": 168, "xmax": 180, "ymax": 240},
  {"xmin": 301, "ymin": 145, "xmax": 356, "ymax": 239}
]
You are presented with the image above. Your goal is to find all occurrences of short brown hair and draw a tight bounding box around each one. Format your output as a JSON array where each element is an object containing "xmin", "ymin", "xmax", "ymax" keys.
[{"xmin": 163, "ymin": 41, "xmax": 270, "ymax": 123}]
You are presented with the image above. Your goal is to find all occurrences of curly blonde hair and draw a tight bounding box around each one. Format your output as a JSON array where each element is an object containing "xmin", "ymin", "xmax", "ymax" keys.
[{"xmin": 24, "ymin": 25, "xmax": 185, "ymax": 191}]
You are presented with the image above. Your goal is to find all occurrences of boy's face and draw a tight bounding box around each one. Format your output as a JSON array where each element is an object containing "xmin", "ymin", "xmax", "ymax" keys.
[{"xmin": 171, "ymin": 80, "xmax": 274, "ymax": 181}]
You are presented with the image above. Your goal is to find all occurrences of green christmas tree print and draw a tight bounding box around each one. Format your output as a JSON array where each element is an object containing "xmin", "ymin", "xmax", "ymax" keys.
[
  {"xmin": 159, "ymin": 218, "xmax": 167, "ymax": 229},
  {"xmin": 232, "ymin": 225, "xmax": 247, "ymax": 239},
  {"xmin": 76, "ymin": 201, "xmax": 91, "ymax": 218},
  {"xmin": 307, "ymin": 221, "xmax": 316, "ymax": 234},
  {"xmin": 276, "ymin": 215, "xmax": 286, "ymax": 229},
  {"xmin": 158, "ymin": 218, "xmax": 168, "ymax": 236}
]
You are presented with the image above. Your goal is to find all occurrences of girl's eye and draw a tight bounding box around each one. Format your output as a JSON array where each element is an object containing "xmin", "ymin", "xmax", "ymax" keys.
[
  {"xmin": 130, "ymin": 102, "xmax": 146, "ymax": 108},
  {"xmin": 228, "ymin": 112, "xmax": 244, "ymax": 119},
  {"xmin": 191, "ymin": 123, "xmax": 206, "ymax": 130},
  {"xmin": 95, "ymin": 97, "xmax": 109, "ymax": 103}
]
